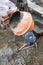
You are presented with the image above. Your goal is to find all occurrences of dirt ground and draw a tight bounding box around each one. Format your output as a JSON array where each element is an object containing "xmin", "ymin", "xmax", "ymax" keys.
[
  {"xmin": 0, "ymin": 29, "xmax": 43, "ymax": 65},
  {"xmin": 0, "ymin": 1, "xmax": 43, "ymax": 65}
]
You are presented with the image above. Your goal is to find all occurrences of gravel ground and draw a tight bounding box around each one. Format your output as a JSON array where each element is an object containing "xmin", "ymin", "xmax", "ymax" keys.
[
  {"xmin": 0, "ymin": 29, "xmax": 43, "ymax": 65},
  {"xmin": 0, "ymin": 1, "xmax": 43, "ymax": 65}
]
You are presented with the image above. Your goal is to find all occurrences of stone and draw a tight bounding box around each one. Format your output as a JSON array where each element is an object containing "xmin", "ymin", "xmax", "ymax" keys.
[
  {"xmin": 4, "ymin": 48, "xmax": 13, "ymax": 57},
  {"xmin": 12, "ymin": 46, "xmax": 19, "ymax": 54},
  {"xmin": 14, "ymin": 55, "xmax": 26, "ymax": 65}
]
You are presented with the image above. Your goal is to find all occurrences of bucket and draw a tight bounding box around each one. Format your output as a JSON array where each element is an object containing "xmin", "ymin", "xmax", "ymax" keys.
[
  {"xmin": 9, "ymin": 11, "xmax": 21, "ymax": 28},
  {"xmin": 10, "ymin": 11, "xmax": 34, "ymax": 36}
]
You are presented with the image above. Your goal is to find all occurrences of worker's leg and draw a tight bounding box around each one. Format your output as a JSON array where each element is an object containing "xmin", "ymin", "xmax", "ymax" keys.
[
  {"xmin": 24, "ymin": 31, "xmax": 36, "ymax": 45},
  {"xmin": 19, "ymin": 31, "xmax": 37, "ymax": 51}
]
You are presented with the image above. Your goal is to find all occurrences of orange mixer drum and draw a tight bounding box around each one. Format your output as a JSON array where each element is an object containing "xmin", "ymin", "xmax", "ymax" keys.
[{"xmin": 11, "ymin": 11, "xmax": 34, "ymax": 36}]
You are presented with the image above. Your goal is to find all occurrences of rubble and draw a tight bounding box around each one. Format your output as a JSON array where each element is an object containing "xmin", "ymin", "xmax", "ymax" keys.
[
  {"xmin": 0, "ymin": 35, "xmax": 43, "ymax": 65},
  {"xmin": 14, "ymin": 55, "xmax": 26, "ymax": 65},
  {"xmin": 0, "ymin": 0, "xmax": 43, "ymax": 64},
  {"xmin": 0, "ymin": 49, "xmax": 11, "ymax": 65}
]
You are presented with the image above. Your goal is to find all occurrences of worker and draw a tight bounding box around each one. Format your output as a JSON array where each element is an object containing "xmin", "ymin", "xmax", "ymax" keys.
[
  {"xmin": 9, "ymin": 11, "xmax": 37, "ymax": 50},
  {"xmin": 10, "ymin": 11, "xmax": 34, "ymax": 35}
]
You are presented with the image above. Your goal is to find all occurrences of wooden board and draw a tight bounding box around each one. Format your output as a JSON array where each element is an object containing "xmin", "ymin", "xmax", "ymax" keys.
[{"xmin": 27, "ymin": 0, "xmax": 43, "ymax": 15}]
